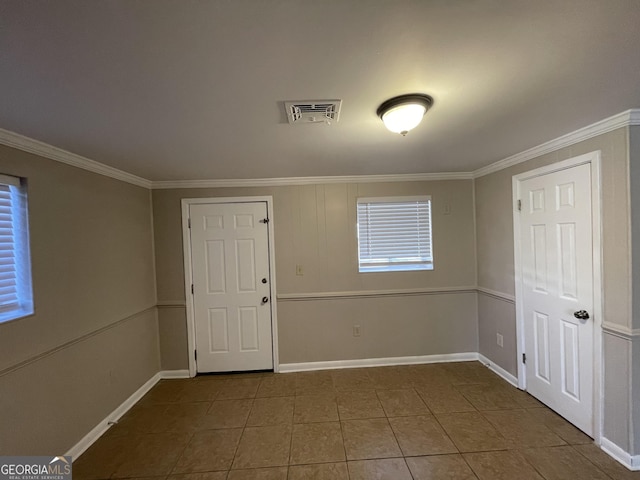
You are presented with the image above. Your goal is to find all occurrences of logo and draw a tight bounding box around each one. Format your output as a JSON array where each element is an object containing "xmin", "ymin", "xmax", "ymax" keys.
[{"xmin": 0, "ymin": 456, "xmax": 72, "ymax": 480}]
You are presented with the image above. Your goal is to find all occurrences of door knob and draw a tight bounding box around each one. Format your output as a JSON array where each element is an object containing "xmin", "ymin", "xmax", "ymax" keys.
[
  {"xmin": 262, "ymin": 296, "xmax": 269, "ymax": 304},
  {"xmin": 262, "ymin": 278, "xmax": 267, "ymax": 284},
  {"xmin": 574, "ymin": 310, "xmax": 590, "ymax": 320}
]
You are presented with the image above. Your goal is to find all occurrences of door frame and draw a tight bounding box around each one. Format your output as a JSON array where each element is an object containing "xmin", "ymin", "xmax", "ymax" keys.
[
  {"xmin": 512, "ymin": 150, "xmax": 603, "ymax": 443},
  {"xmin": 181, "ymin": 196, "xmax": 279, "ymax": 377}
]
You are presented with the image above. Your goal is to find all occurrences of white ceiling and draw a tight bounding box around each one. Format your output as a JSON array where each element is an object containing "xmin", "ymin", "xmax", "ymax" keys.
[{"xmin": 1, "ymin": 0, "xmax": 640, "ymax": 181}]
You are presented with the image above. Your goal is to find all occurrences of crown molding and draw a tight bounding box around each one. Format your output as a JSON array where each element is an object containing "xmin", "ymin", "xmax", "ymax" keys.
[
  {"xmin": 0, "ymin": 128, "xmax": 152, "ymax": 188},
  {"xmin": 473, "ymin": 109, "xmax": 640, "ymax": 178},
  {"xmin": 151, "ymin": 172, "xmax": 472, "ymax": 189},
  {"xmin": 3, "ymin": 108, "xmax": 637, "ymax": 189}
]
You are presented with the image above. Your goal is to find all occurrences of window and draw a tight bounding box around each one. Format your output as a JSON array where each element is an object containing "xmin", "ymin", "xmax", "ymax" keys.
[
  {"xmin": 357, "ymin": 196, "xmax": 433, "ymax": 272},
  {"xmin": 0, "ymin": 174, "xmax": 33, "ymax": 323}
]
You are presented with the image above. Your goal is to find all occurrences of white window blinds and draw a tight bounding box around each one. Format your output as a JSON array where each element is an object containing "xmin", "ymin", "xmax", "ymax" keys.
[
  {"xmin": 0, "ymin": 174, "xmax": 32, "ymax": 323},
  {"xmin": 0, "ymin": 182, "xmax": 18, "ymax": 311},
  {"xmin": 357, "ymin": 196, "xmax": 433, "ymax": 272}
]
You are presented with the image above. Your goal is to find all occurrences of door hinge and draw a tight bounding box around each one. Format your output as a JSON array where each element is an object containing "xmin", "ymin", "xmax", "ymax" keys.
[
  {"xmin": 191, "ymin": 284, "xmax": 194, "ymax": 295},
  {"xmin": 188, "ymin": 218, "xmax": 191, "ymax": 228},
  {"xmin": 260, "ymin": 217, "xmax": 270, "ymax": 224},
  {"xmin": 522, "ymin": 353, "xmax": 526, "ymax": 364},
  {"xmin": 194, "ymin": 350, "xmax": 197, "ymax": 361},
  {"xmin": 517, "ymin": 199, "xmax": 522, "ymax": 211}
]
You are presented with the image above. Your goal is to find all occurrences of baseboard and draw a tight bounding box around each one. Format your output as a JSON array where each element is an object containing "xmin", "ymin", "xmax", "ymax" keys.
[
  {"xmin": 160, "ymin": 369, "xmax": 191, "ymax": 379},
  {"xmin": 67, "ymin": 369, "xmax": 189, "ymax": 461},
  {"xmin": 601, "ymin": 437, "xmax": 640, "ymax": 471},
  {"xmin": 278, "ymin": 352, "xmax": 479, "ymax": 373},
  {"xmin": 477, "ymin": 354, "xmax": 519, "ymax": 387}
]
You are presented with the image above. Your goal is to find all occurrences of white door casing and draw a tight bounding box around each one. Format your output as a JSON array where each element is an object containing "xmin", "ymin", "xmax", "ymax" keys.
[
  {"xmin": 182, "ymin": 197, "xmax": 278, "ymax": 375},
  {"xmin": 513, "ymin": 152, "xmax": 602, "ymax": 440}
]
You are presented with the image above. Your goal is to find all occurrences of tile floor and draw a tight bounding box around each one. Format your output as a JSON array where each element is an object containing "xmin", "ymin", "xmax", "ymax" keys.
[{"xmin": 73, "ymin": 361, "xmax": 640, "ymax": 479}]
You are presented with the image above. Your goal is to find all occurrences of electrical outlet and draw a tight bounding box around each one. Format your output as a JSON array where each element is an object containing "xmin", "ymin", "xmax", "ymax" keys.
[
  {"xmin": 496, "ymin": 333, "xmax": 504, "ymax": 348},
  {"xmin": 296, "ymin": 264, "xmax": 304, "ymax": 276},
  {"xmin": 353, "ymin": 325, "xmax": 361, "ymax": 337}
]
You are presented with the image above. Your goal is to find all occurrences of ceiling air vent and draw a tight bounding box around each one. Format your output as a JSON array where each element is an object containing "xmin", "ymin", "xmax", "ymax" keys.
[{"xmin": 285, "ymin": 100, "xmax": 342, "ymax": 125}]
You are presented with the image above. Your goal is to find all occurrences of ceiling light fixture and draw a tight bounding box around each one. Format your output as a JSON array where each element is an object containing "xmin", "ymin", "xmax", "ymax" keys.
[{"xmin": 377, "ymin": 94, "xmax": 434, "ymax": 136}]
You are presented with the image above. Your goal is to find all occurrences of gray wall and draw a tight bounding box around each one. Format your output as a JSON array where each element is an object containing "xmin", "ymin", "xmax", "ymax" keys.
[
  {"xmin": 0, "ymin": 146, "xmax": 159, "ymax": 455},
  {"xmin": 152, "ymin": 180, "xmax": 478, "ymax": 368},
  {"xmin": 474, "ymin": 128, "xmax": 635, "ymax": 451}
]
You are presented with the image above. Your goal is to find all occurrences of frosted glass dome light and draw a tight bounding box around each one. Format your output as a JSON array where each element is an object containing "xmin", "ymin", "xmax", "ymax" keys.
[{"xmin": 377, "ymin": 94, "xmax": 434, "ymax": 136}]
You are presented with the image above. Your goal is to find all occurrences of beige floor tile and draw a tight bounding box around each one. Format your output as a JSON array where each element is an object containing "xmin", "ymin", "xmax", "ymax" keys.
[
  {"xmin": 296, "ymin": 371, "xmax": 335, "ymax": 395},
  {"xmin": 443, "ymin": 362, "xmax": 499, "ymax": 385},
  {"xmin": 294, "ymin": 394, "xmax": 339, "ymax": 423},
  {"xmin": 377, "ymin": 389, "xmax": 430, "ymax": 416},
  {"xmin": 138, "ymin": 380, "xmax": 188, "ymax": 405},
  {"xmin": 168, "ymin": 473, "xmax": 228, "ymax": 480},
  {"xmin": 106, "ymin": 404, "xmax": 167, "ymax": 436},
  {"xmin": 257, "ymin": 374, "xmax": 297, "ymax": 397},
  {"xmin": 416, "ymin": 385, "xmax": 476, "ymax": 413},
  {"xmin": 247, "ymin": 396, "xmax": 294, "ymax": 426},
  {"xmin": 337, "ymin": 390, "xmax": 385, "ymax": 420},
  {"xmin": 175, "ymin": 379, "xmax": 224, "ymax": 402},
  {"xmin": 406, "ymin": 454, "xmax": 478, "ymax": 479},
  {"xmin": 388, "ymin": 415, "xmax": 457, "ymax": 456},
  {"xmin": 112, "ymin": 432, "xmax": 191, "ymax": 477},
  {"xmin": 464, "ymin": 450, "xmax": 544, "ymax": 479},
  {"xmin": 74, "ymin": 364, "xmax": 618, "ymax": 480},
  {"xmin": 227, "ymin": 467, "xmax": 288, "ymax": 479},
  {"xmin": 521, "ymin": 445, "xmax": 611, "ymax": 480},
  {"xmin": 574, "ymin": 444, "xmax": 640, "ymax": 479},
  {"xmin": 232, "ymin": 425, "xmax": 292, "ymax": 469},
  {"xmin": 150, "ymin": 402, "xmax": 210, "ymax": 433},
  {"xmin": 122, "ymin": 477, "xmax": 167, "ymax": 480},
  {"xmin": 347, "ymin": 458, "xmax": 413, "ymax": 480},
  {"xmin": 205, "ymin": 399, "xmax": 253, "ymax": 428},
  {"xmin": 456, "ymin": 384, "xmax": 522, "ymax": 410},
  {"xmin": 482, "ymin": 409, "xmax": 566, "ymax": 447},
  {"xmin": 510, "ymin": 388, "xmax": 545, "ymax": 408},
  {"xmin": 368, "ymin": 367, "xmax": 412, "ymax": 390},
  {"xmin": 216, "ymin": 378, "xmax": 261, "ymax": 400},
  {"xmin": 290, "ymin": 422, "xmax": 345, "ymax": 464},
  {"xmin": 172, "ymin": 428, "xmax": 242, "ymax": 473},
  {"xmin": 341, "ymin": 418, "xmax": 402, "ymax": 460},
  {"xmin": 526, "ymin": 407, "xmax": 593, "ymax": 444},
  {"xmin": 288, "ymin": 462, "xmax": 349, "ymax": 480},
  {"xmin": 72, "ymin": 434, "xmax": 137, "ymax": 479},
  {"xmin": 407, "ymin": 364, "xmax": 455, "ymax": 387},
  {"xmin": 436, "ymin": 411, "xmax": 508, "ymax": 452},
  {"xmin": 332, "ymin": 368, "xmax": 375, "ymax": 391}
]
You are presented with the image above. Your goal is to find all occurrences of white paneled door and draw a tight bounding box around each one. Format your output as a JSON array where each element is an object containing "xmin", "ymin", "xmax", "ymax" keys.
[
  {"xmin": 189, "ymin": 202, "xmax": 273, "ymax": 373},
  {"xmin": 519, "ymin": 163, "xmax": 594, "ymax": 436}
]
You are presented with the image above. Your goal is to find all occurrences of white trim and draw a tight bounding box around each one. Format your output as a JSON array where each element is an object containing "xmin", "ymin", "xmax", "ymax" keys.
[
  {"xmin": 476, "ymin": 287, "xmax": 516, "ymax": 303},
  {"xmin": 602, "ymin": 322, "xmax": 640, "ymax": 339},
  {"xmin": 157, "ymin": 300, "xmax": 187, "ymax": 307},
  {"xmin": 277, "ymin": 286, "xmax": 477, "ymax": 301},
  {"xmin": 278, "ymin": 352, "xmax": 478, "ymax": 373},
  {"xmin": 67, "ymin": 370, "xmax": 191, "ymax": 460},
  {"xmin": 474, "ymin": 109, "xmax": 640, "ymax": 178},
  {"xmin": 152, "ymin": 172, "xmax": 472, "ymax": 189},
  {"xmin": 477, "ymin": 353, "xmax": 519, "ymax": 387},
  {"xmin": 601, "ymin": 437, "xmax": 640, "ymax": 471},
  {"xmin": 2, "ymin": 109, "xmax": 637, "ymax": 190},
  {"xmin": 512, "ymin": 151, "xmax": 604, "ymax": 442},
  {"xmin": 181, "ymin": 196, "xmax": 279, "ymax": 377},
  {"xmin": 160, "ymin": 369, "xmax": 190, "ymax": 379},
  {"xmin": 0, "ymin": 127, "xmax": 151, "ymax": 188}
]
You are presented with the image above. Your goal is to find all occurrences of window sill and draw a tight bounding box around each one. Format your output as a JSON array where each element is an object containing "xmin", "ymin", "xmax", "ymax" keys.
[
  {"xmin": 359, "ymin": 264, "xmax": 434, "ymax": 273},
  {"xmin": 0, "ymin": 306, "xmax": 34, "ymax": 324}
]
